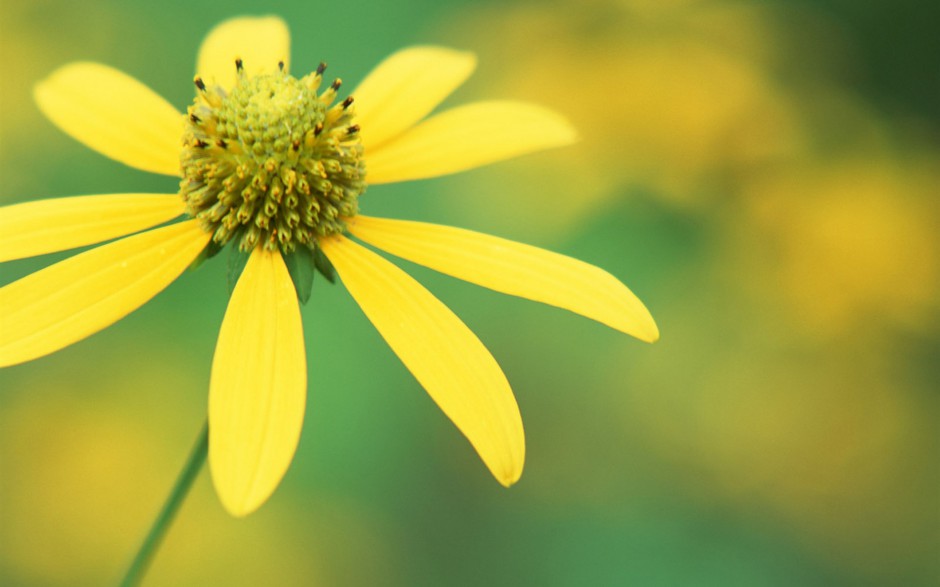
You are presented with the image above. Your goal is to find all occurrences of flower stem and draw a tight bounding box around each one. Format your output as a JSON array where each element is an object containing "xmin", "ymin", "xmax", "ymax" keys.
[{"xmin": 120, "ymin": 419, "xmax": 209, "ymax": 587}]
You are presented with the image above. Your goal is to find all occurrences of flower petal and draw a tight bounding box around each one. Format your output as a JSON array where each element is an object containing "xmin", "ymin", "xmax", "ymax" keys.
[
  {"xmin": 348, "ymin": 216, "xmax": 659, "ymax": 342},
  {"xmin": 0, "ymin": 220, "xmax": 210, "ymax": 367},
  {"xmin": 321, "ymin": 235, "xmax": 524, "ymax": 486},
  {"xmin": 34, "ymin": 63, "xmax": 183, "ymax": 176},
  {"xmin": 209, "ymin": 248, "xmax": 306, "ymax": 517},
  {"xmin": 196, "ymin": 16, "xmax": 290, "ymax": 90},
  {"xmin": 353, "ymin": 47, "xmax": 477, "ymax": 152},
  {"xmin": 366, "ymin": 101, "xmax": 577, "ymax": 184},
  {"xmin": 0, "ymin": 194, "xmax": 185, "ymax": 262}
]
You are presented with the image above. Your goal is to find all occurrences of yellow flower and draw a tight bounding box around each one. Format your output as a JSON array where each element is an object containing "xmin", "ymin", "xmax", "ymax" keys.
[{"xmin": 0, "ymin": 16, "xmax": 658, "ymax": 516}]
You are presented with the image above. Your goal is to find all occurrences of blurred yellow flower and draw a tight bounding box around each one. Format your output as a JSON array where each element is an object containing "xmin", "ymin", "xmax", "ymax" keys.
[
  {"xmin": 438, "ymin": 0, "xmax": 804, "ymax": 237},
  {"xmin": 737, "ymin": 155, "xmax": 940, "ymax": 338},
  {"xmin": 0, "ymin": 16, "xmax": 658, "ymax": 516}
]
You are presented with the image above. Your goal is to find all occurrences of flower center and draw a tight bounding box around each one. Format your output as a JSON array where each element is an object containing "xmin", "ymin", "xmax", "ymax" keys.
[{"xmin": 180, "ymin": 61, "xmax": 365, "ymax": 252}]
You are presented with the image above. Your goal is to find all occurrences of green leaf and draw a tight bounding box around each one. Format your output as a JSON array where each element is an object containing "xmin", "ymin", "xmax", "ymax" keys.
[
  {"xmin": 227, "ymin": 246, "xmax": 251, "ymax": 297},
  {"xmin": 189, "ymin": 239, "xmax": 223, "ymax": 271},
  {"xmin": 312, "ymin": 245, "xmax": 336, "ymax": 283},
  {"xmin": 283, "ymin": 247, "xmax": 316, "ymax": 304}
]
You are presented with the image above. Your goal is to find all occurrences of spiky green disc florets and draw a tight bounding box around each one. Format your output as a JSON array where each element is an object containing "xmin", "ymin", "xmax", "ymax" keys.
[{"xmin": 180, "ymin": 60, "xmax": 365, "ymax": 252}]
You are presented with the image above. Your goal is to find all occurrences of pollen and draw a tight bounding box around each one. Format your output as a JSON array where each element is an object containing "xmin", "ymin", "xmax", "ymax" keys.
[{"xmin": 180, "ymin": 60, "xmax": 366, "ymax": 252}]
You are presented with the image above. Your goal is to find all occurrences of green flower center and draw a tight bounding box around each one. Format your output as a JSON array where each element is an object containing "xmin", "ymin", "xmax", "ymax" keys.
[{"xmin": 180, "ymin": 61, "xmax": 365, "ymax": 252}]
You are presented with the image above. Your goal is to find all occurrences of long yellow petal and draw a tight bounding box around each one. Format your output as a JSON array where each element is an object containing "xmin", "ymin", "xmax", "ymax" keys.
[
  {"xmin": 34, "ymin": 63, "xmax": 183, "ymax": 176},
  {"xmin": 321, "ymin": 235, "xmax": 524, "ymax": 486},
  {"xmin": 348, "ymin": 216, "xmax": 659, "ymax": 342},
  {"xmin": 209, "ymin": 248, "xmax": 306, "ymax": 517},
  {"xmin": 196, "ymin": 16, "xmax": 290, "ymax": 90},
  {"xmin": 0, "ymin": 194, "xmax": 185, "ymax": 262},
  {"xmin": 366, "ymin": 101, "xmax": 577, "ymax": 184},
  {"xmin": 353, "ymin": 47, "xmax": 477, "ymax": 152},
  {"xmin": 0, "ymin": 220, "xmax": 210, "ymax": 367}
]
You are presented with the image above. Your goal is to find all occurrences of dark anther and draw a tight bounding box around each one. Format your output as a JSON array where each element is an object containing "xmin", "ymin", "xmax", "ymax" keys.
[
  {"xmin": 194, "ymin": 77, "xmax": 206, "ymax": 91},
  {"xmin": 330, "ymin": 79, "xmax": 342, "ymax": 91},
  {"xmin": 316, "ymin": 62, "xmax": 327, "ymax": 75},
  {"xmin": 195, "ymin": 139, "xmax": 209, "ymax": 148},
  {"xmin": 278, "ymin": 61, "xmax": 285, "ymax": 71},
  {"xmin": 190, "ymin": 113, "xmax": 201, "ymax": 124},
  {"xmin": 235, "ymin": 58, "xmax": 244, "ymax": 71},
  {"xmin": 314, "ymin": 122, "xmax": 324, "ymax": 136},
  {"xmin": 217, "ymin": 139, "xmax": 228, "ymax": 149},
  {"xmin": 347, "ymin": 124, "xmax": 360, "ymax": 135},
  {"xmin": 292, "ymin": 139, "xmax": 301, "ymax": 151},
  {"xmin": 342, "ymin": 96, "xmax": 354, "ymax": 109}
]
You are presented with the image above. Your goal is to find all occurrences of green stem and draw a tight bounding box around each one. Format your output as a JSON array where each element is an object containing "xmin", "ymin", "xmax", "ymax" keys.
[{"xmin": 120, "ymin": 419, "xmax": 209, "ymax": 587}]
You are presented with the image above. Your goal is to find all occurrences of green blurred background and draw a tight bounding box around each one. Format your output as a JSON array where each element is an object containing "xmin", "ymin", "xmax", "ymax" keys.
[{"xmin": 1, "ymin": 0, "xmax": 938, "ymax": 585}]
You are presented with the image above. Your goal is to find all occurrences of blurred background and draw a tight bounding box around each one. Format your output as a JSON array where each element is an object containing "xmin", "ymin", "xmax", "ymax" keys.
[{"xmin": 1, "ymin": 0, "xmax": 937, "ymax": 585}]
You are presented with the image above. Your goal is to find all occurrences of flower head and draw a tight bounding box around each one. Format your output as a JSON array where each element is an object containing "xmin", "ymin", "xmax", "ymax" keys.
[
  {"xmin": 0, "ymin": 16, "xmax": 657, "ymax": 516},
  {"xmin": 182, "ymin": 58, "xmax": 365, "ymax": 251}
]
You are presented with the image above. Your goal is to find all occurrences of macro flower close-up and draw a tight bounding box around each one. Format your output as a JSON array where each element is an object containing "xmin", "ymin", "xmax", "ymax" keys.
[
  {"xmin": 5, "ymin": 1, "xmax": 934, "ymax": 585},
  {"xmin": 0, "ymin": 15, "xmax": 657, "ymax": 520}
]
